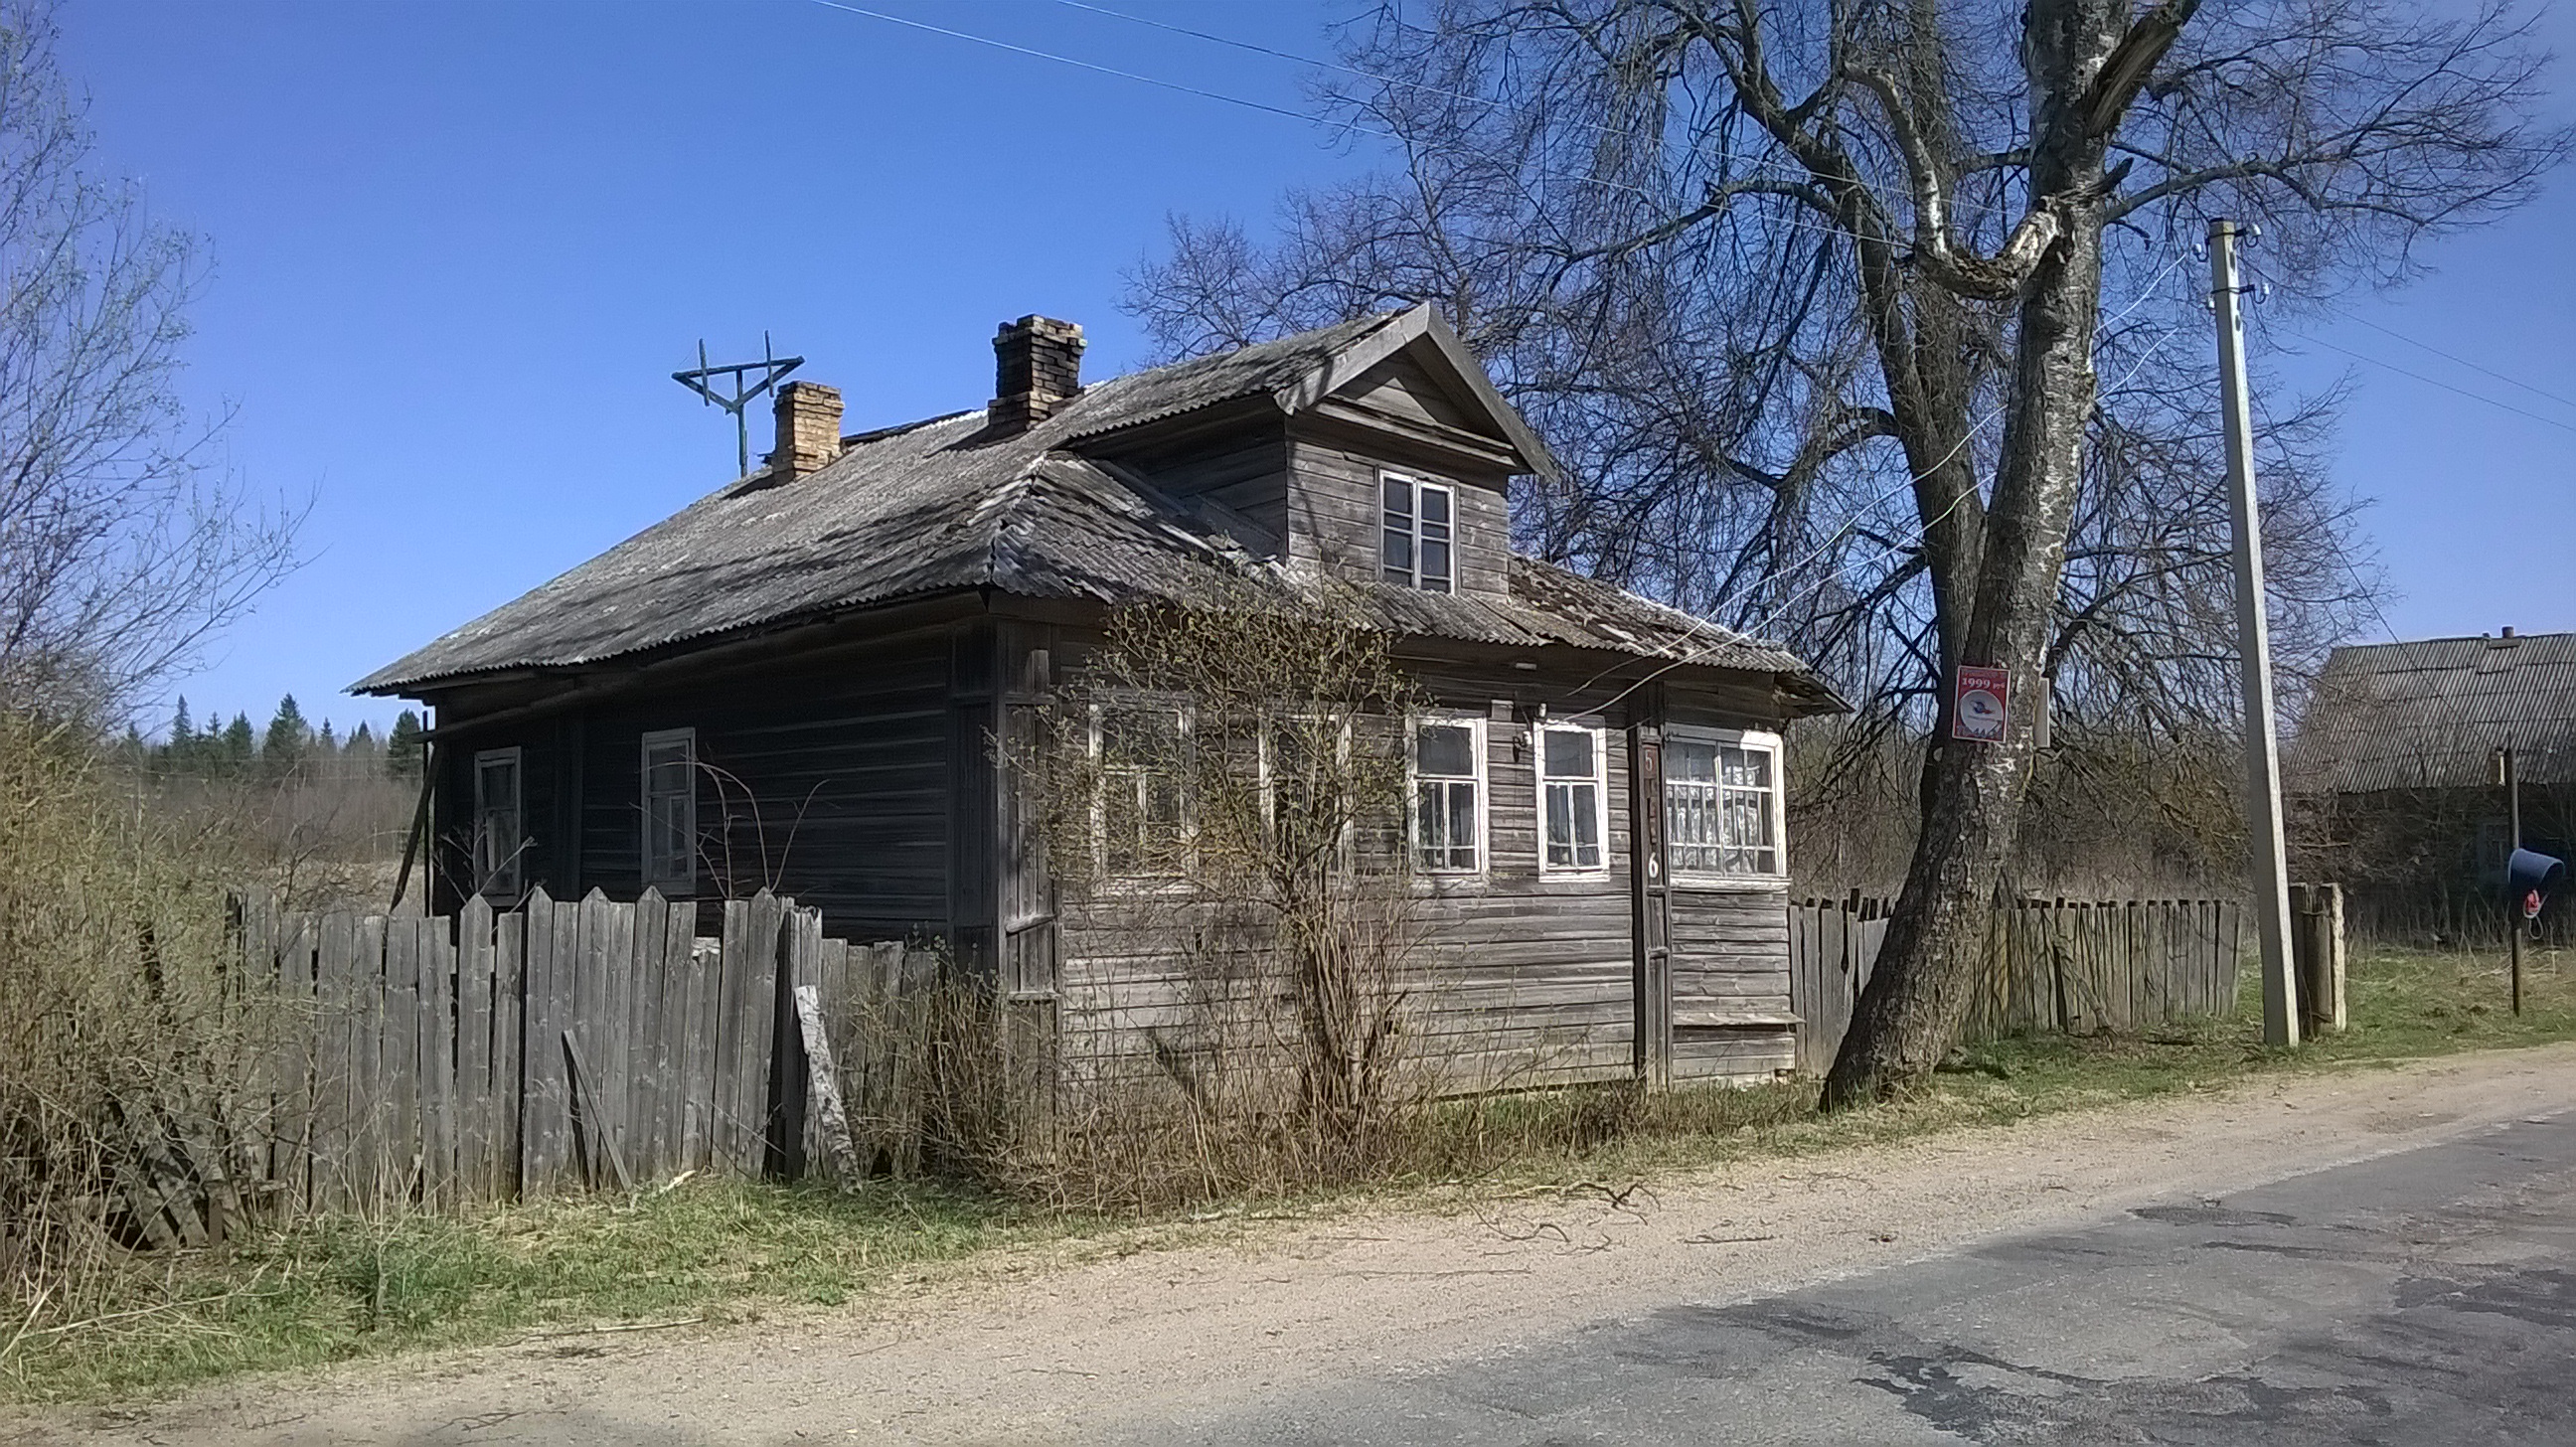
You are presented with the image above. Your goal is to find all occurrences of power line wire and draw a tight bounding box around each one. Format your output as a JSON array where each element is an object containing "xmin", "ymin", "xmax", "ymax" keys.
[
  {"xmin": 2342, "ymin": 313, "xmax": 2576, "ymax": 414},
  {"xmin": 804, "ymin": 0, "xmax": 1396, "ymax": 142},
  {"xmin": 2283, "ymin": 330, "xmax": 2576, "ymax": 437},
  {"xmin": 1046, "ymin": 0, "xmax": 2024, "ymax": 229},
  {"xmin": 806, "ymin": 0, "xmax": 2001, "ymax": 257}
]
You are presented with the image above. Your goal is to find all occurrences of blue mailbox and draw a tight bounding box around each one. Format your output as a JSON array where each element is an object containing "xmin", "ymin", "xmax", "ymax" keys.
[{"xmin": 2506, "ymin": 848, "xmax": 2565, "ymax": 918}]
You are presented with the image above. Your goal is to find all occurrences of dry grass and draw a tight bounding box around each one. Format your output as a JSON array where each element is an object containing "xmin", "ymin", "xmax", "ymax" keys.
[{"xmin": 0, "ymin": 713, "xmax": 274, "ymax": 1346}]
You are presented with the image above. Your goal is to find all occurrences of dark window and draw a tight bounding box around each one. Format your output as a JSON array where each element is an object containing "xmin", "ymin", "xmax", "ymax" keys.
[
  {"xmin": 472, "ymin": 747, "xmax": 524, "ymax": 897},
  {"xmin": 641, "ymin": 728, "xmax": 696, "ymax": 893},
  {"xmin": 1380, "ymin": 473, "xmax": 1454, "ymax": 593}
]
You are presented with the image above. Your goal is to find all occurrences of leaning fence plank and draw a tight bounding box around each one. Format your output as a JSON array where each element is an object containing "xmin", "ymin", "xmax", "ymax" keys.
[
  {"xmin": 795, "ymin": 970, "xmax": 859, "ymax": 1184},
  {"xmin": 562, "ymin": 1030, "xmax": 633, "ymax": 1194}
]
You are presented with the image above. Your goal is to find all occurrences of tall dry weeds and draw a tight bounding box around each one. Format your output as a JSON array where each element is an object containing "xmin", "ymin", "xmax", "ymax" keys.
[{"xmin": 0, "ymin": 712, "xmax": 273, "ymax": 1343}]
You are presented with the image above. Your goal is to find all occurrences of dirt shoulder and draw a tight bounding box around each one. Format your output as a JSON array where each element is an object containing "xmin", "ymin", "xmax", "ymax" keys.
[{"xmin": 16, "ymin": 1044, "xmax": 2576, "ymax": 1447}]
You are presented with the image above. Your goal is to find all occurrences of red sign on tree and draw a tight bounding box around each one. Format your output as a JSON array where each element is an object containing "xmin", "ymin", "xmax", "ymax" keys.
[{"xmin": 1953, "ymin": 666, "xmax": 2011, "ymax": 742}]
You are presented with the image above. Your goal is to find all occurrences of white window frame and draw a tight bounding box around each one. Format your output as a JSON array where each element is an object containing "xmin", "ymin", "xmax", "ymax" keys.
[
  {"xmin": 471, "ymin": 746, "xmax": 525, "ymax": 898},
  {"xmin": 1091, "ymin": 697, "xmax": 1193, "ymax": 880},
  {"xmin": 1534, "ymin": 721, "xmax": 1612, "ymax": 875},
  {"xmin": 1259, "ymin": 712, "xmax": 1354, "ymax": 845},
  {"xmin": 1379, "ymin": 470, "xmax": 1456, "ymax": 594},
  {"xmin": 640, "ymin": 727, "xmax": 697, "ymax": 894},
  {"xmin": 1663, "ymin": 725, "xmax": 1788, "ymax": 883},
  {"xmin": 1408, "ymin": 712, "xmax": 1487, "ymax": 876}
]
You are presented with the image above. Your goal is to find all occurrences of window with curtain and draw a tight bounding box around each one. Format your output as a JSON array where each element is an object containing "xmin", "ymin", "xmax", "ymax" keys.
[
  {"xmin": 1666, "ymin": 733, "xmax": 1783, "ymax": 877},
  {"xmin": 1538, "ymin": 724, "xmax": 1606, "ymax": 871},
  {"xmin": 1412, "ymin": 718, "xmax": 1481, "ymax": 872}
]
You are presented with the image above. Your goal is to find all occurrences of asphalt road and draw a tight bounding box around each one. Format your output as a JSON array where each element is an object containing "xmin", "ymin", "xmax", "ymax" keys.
[{"xmin": 1168, "ymin": 1111, "xmax": 2576, "ymax": 1446}]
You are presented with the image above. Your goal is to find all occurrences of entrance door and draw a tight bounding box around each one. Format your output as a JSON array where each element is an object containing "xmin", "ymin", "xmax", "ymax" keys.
[{"xmin": 1629, "ymin": 723, "xmax": 1673, "ymax": 1088}]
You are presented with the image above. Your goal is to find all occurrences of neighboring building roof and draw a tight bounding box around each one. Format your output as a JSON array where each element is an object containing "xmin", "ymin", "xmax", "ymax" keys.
[
  {"xmin": 354, "ymin": 307, "xmax": 1834, "ymax": 712},
  {"xmin": 2289, "ymin": 632, "xmax": 2576, "ymax": 792}
]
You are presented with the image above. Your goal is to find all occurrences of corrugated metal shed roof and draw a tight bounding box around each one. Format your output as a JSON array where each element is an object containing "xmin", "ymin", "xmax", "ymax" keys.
[
  {"xmin": 2288, "ymin": 632, "xmax": 2576, "ymax": 792},
  {"xmin": 353, "ymin": 307, "xmax": 1831, "ymax": 709}
]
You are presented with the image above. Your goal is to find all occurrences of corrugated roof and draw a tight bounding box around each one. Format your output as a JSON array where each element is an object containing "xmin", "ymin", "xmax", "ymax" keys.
[
  {"xmin": 354, "ymin": 308, "xmax": 1832, "ymax": 710},
  {"xmin": 2288, "ymin": 632, "xmax": 2576, "ymax": 792}
]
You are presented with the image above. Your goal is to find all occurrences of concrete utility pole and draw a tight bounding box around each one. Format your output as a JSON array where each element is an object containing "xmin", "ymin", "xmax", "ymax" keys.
[
  {"xmin": 2209, "ymin": 219, "xmax": 2300, "ymax": 1048},
  {"xmin": 2500, "ymin": 742, "xmax": 2523, "ymax": 1016}
]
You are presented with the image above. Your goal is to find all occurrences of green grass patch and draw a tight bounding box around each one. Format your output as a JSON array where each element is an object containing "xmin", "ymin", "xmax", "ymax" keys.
[{"xmin": 8, "ymin": 940, "xmax": 2568, "ymax": 1405}]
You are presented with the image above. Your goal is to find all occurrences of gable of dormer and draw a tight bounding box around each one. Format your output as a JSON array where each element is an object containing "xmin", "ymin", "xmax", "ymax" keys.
[{"xmin": 1064, "ymin": 305, "xmax": 1548, "ymax": 597}]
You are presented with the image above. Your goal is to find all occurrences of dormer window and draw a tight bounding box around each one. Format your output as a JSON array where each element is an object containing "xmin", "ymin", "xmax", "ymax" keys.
[{"xmin": 1380, "ymin": 472, "xmax": 1454, "ymax": 593}]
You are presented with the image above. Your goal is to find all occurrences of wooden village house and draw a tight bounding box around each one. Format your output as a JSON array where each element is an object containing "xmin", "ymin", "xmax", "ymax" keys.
[
  {"xmin": 357, "ymin": 307, "xmax": 1846, "ymax": 1091},
  {"xmin": 2290, "ymin": 628, "xmax": 2574, "ymax": 940}
]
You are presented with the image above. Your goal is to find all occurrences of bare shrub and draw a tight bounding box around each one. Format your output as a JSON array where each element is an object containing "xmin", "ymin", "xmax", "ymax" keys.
[
  {"xmin": 0, "ymin": 712, "xmax": 274, "ymax": 1345},
  {"xmin": 977, "ymin": 591, "xmax": 1432, "ymax": 1206}
]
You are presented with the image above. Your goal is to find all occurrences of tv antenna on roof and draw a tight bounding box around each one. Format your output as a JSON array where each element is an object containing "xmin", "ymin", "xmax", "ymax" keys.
[{"xmin": 673, "ymin": 334, "xmax": 803, "ymax": 477}]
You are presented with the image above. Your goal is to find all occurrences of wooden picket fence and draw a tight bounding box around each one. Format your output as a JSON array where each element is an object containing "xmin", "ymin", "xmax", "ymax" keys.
[
  {"xmin": 231, "ymin": 886, "xmax": 938, "ymax": 1214},
  {"xmin": 1789, "ymin": 894, "xmax": 2246, "ymax": 1074}
]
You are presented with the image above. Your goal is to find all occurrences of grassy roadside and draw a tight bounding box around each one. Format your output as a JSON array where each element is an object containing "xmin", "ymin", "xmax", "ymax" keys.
[{"xmin": 5, "ymin": 940, "xmax": 2568, "ymax": 1405}]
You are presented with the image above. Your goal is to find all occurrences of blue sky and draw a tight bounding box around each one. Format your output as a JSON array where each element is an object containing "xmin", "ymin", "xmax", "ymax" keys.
[{"xmin": 57, "ymin": 0, "xmax": 2576, "ymax": 738}]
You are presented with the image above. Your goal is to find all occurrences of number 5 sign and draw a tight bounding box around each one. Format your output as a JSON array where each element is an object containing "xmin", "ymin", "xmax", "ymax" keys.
[{"xmin": 1953, "ymin": 666, "xmax": 2011, "ymax": 742}]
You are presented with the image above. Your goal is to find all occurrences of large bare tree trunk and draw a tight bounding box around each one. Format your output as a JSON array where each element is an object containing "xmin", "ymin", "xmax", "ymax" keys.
[{"xmin": 1823, "ymin": 0, "xmax": 2129, "ymax": 1107}]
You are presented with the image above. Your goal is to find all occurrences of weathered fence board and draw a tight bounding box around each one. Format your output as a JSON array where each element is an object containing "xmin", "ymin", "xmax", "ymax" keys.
[
  {"xmin": 227, "ymin": 887, "xmax": 940, "ymax": 1213},
  {"xmin": 1791, "ymin": 895, "xmax": 2246, "ymax": 1072}
]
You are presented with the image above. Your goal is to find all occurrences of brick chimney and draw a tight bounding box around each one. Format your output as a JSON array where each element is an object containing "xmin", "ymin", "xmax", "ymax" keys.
[
  {"xmin": 770, "ymin": 380, "xmax": 843, "ymax": 481},
  {"xmin": 988, "ymin": 316, "xmax": 1084, "ymax": 433}
]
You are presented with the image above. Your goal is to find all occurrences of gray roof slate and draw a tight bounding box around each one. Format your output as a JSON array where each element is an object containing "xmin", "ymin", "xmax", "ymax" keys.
[
  {"xmin": 355, "ymin": 309, "xmax": 1830, "ymax": 709},
  {"xmin": 2289, "ymin": 632, "xmax": 2576, "ymax": 792}
]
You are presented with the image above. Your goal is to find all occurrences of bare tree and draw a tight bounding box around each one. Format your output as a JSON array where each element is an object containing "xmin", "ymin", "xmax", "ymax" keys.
[
  {"xmin": 1125, "ymin": 0, "xmax": 2563, "ymax": 1102},
  {"xmin": 0, "ymin": 1, "xmax": 294, "ymax": 719}
]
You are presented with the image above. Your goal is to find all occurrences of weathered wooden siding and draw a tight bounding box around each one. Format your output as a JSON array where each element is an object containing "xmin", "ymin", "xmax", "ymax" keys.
[
  {"xmin": 1669, "ymin": 884, "xmax": 1797, "ymax": 1080},
  {"xmin": 1095, "ymin": 424, "xmax": 1291, "ymax": 554},
  {"xmin": 1285, "ymin": 431, "xmax": 1513, "ymax": 601},
  {"xmin": 430, "ymin": 625, "xmax": 966, "ymax": 943}
]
